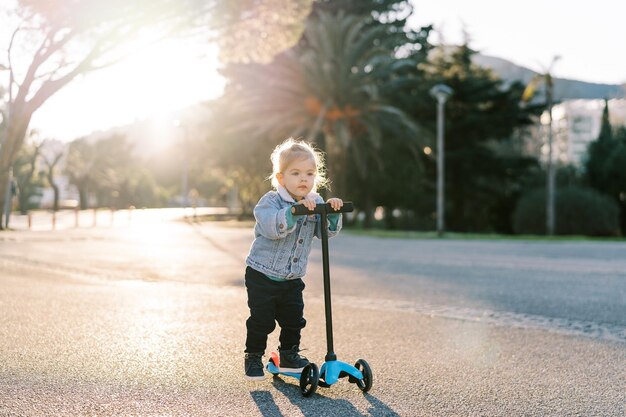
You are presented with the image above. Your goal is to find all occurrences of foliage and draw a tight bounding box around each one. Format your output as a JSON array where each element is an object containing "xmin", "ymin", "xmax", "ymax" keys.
[
  {"xmin": 217, "ymin": 9, "xmax": 428, "ymax": 215},
  {"xmin": 585, "ymin": 99, "xmax": 614, "ymax": 192},
  {"xmin": 313, "ymin": 0, "xmax": 411, "ymax": 16},
  {"xmin": 605, "ymin": 138, "xmax": 626, "ymax": 234},
  {"xmin": 0, "ymin": 0, "xmax": 313, "ymax": 228},
  {"xmin": 13, "ymin": 141, "xmax": 44, "ymax": 213},
  {"xmin": 603, "ymin": 127, "xmax": 626, "ymax": 197},
  {"xmin": 414, "ymin": 44, "xmax": 542, "ymax": 233},
  {"xmin": 65, "ymin": 134, "xmax": 165, "ymax": 208},
  {"xmin": 65, "ymin": 137, "xmax": 97, "ymax": 209},
  {"xmin": 41, "ymin": 142, "xmax": 64, "ymax": 211},
  {"xmin": 143, "ymin": 125, "xmax": 231, "ymax": 208},
  {"xmin": 202, "ymin": 102, "xmax": 277, "ymax": 213},
  {"xmin": 584, "ymin": 103, "xmax": 626, "ymax": 235},
  {"xmin": 512, "ymin": 186, "xmax": 620, "ymax": 236},
  {"xmin": 212, "ymin": 8, "xmax": 542, "ymax": 233},
  {"xmin": 215, "ymin": 0, "xmax": 313, "ymax": 64},
  {"xmin": 345, "ymin": 131, "xmax": 425, "ymax": 228}
]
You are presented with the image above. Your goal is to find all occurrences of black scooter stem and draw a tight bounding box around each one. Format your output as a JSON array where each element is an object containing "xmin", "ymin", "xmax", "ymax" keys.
[{"xmin": 291, "ymin": 202, "xmax": 354, "ymax": 362}]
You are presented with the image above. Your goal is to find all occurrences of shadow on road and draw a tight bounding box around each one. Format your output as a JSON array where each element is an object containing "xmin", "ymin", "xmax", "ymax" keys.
[
  {"xmin": 250, "ymin": 376, "xmax": 401, "ymax": 417},
  {"xmin": 251, "ymin": 390, "xmax": 286, "ymax": 417}
]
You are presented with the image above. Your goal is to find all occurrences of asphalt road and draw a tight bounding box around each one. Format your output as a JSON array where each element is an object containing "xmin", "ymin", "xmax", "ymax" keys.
[{"xmin": 1, "ymin": 214, "xmax": 624, "ymax": 416}]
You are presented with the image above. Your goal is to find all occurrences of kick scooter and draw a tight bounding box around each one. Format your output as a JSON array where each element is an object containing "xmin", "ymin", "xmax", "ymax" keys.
[
  {"xmin": 266, "ymin": 352, "xmax": 319, "ymax": 397},
  {"xmin": 290, "ymin": 201, "xmax": 373, "ymax": 393}
]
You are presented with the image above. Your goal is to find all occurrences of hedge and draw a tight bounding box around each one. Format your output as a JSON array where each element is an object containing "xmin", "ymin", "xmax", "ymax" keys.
[{"xmin": 512, "ymin": 186, "xmax": 620, "ymax": 236}]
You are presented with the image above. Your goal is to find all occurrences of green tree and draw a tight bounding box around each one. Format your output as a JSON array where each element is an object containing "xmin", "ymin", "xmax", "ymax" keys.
[
  {"xmin": 65, "ymin": 137, "xmax": 97, "ymax": 209},
  {"xmin": 13, "ymin": 139, "xmax": 44, "ymax": 213},
  {"xmin": 417, "ymin": 44, "xmax": 540, "ymax": 232},
  {"xmin": 346, "ymin": 13, "xmax": 433, "ymax": 228},
  {"xmin": 585, "ymin": 99, "xmax": 614, "ymax": 193},
  {"xmin": 513, "ymin": 186, "xmax": 620, "ymax": 236},
  {"xmin": 201, "ymin": 102, "xmax": 279, "ymax": 213},
  {"xmin": 584, "ymin": 102, "xmax": 626, "ymax": 235},
  {"xmin": 313, "ymin": 0, "xmax": 411, "ymax": 16},
  {"xmin": 92, "ymin": 134, "xmax": 134, "ymax": 207},
  {"xmin": 602, "ymin": 126, "xmax": 626, "ymax": 234},
  {"xmin": 41, "ymin": 143, "xmax": 64, "ymax": 212},
  {"xmin": 218, "ymin": 10, "xmax": 425, "ymax": 211},
  {"xmin": 0, "ymin": 0, "xmax": 313, "ymax": 228},
  {"xmin": 67, "ymin": 134, "xmax": 168, "ymax": 209}
]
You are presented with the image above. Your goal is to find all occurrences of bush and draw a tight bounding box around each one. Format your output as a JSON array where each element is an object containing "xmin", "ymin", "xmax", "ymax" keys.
[{"xmin": 512, "ymin": 186, "xmax": 620, "ymax": 236}]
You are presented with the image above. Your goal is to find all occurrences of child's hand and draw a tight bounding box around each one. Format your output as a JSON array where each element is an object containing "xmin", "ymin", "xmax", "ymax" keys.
[
  {"xmin": 295, "ymin": 196, "xmax": 317, "ymax": 212},
  {"xmin": 327, "ymin": 198, "xmax": 343, "ymax": 211}
]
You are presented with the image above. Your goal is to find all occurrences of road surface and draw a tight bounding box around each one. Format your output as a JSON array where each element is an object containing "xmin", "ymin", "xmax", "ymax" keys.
[{"xmin": 1, "ymin": 211, "xmax": 624, "ymax": 416}]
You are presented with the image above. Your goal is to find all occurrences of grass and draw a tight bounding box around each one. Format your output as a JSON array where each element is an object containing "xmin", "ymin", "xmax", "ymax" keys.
[
  {"xmin": 344, "ymin": 228, "xmax": 625, "ymax": 242},
  {"xmin": 195, "ymin": 216, "xmax": 625, "ymax": 242}
]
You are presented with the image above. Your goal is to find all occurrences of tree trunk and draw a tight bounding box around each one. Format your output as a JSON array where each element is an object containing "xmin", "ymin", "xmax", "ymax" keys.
[
  {"xmin": 0, "ymin": 114, "xmax": 31, "ymax": 230},
  {"xmin": 0, "ymin": 171, "xmax": 9, "ymax": 228},
  {"xmin": 79, "ymin": 186, "xmax": 89, "ymax": 210},
  {"xmin": 18, "ymin": 187, "xmax": 29, "ymax": 215},
  {"xmin": 52, "ymin": 184, "xmax": 60, "ymax": 212},
  {"xmin": 17, "ymin": 147, "xmax": 41, "ymax": 214},
  {"xmin": 0, "ymin": 152, "xmax": 12, "ymax": 230}
]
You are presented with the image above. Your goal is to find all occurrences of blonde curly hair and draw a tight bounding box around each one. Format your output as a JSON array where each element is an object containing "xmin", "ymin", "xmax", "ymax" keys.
[{"xmin": 269, "ymin": 138, "xmax": 329, "ymax": 191}]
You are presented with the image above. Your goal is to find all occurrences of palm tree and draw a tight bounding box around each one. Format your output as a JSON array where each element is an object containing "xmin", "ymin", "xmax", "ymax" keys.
[{"xmin": 220, "ymin": 11, "xmax": 424, "ymax": 200}]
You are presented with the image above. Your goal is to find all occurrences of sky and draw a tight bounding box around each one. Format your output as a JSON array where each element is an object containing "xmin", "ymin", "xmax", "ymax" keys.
[
  {"xmin": 28, "ymin": 38, "xmax": 225, "ymax": 143},
  {"xmin": 408, "ymin": 0, "xmax": 626, "ymax": 85},
  {"xmin": 4, "ymin": 0, "xmax": 626, "ymax": 142}
]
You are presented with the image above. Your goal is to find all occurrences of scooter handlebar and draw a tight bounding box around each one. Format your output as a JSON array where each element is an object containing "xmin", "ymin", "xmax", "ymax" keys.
[{"xmin": 291, "ymin": 201, "xmax": 354, "ymax": 215}]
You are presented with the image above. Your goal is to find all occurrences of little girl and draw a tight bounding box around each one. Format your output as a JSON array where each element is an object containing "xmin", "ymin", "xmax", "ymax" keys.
[{"xmin": 244, "ymin": 138, "xmax": 343, "ymax": 381}]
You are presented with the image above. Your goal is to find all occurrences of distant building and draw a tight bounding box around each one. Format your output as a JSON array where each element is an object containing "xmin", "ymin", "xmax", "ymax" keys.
[{"xmin": 528, "ymin": 99, "xmax": 626, "ymax": 167}]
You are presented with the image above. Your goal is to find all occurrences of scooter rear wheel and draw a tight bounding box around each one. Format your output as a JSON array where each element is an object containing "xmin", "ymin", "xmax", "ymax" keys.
[
  {"xmin": 299, "ymin": 363, "xmax": 319, "ymax": 397},
  {"xmin": 268, "ymin": 353, "xmax": 279, "ymax": 376},
  {"xmin": 354, "ymin": 359, "xmax": 372, "ymax": 393}
]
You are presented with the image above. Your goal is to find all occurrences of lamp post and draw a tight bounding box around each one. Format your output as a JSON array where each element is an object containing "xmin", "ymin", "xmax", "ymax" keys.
[
  {"xmin": 544, "ymin": 56, "xmax": 560, "ymax": 236},
  {"xmin": 430, "ymin": 84, "xmax": 453, "ymax": 237},
  {"xmin": 524, "ymin": 56, "xmax": 560, "ymax": 235},
  {"xmin": 545, "ymin": 75, "xmax": 555, "ymax": 236}
]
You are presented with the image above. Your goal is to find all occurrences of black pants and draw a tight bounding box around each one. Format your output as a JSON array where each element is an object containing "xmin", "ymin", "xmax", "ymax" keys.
[{"xmin": 245, "ymin": 266, "xmax": 306, "ymax": 354}]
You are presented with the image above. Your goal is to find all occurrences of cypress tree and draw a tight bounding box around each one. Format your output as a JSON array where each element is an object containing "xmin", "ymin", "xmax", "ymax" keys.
[{"xmin": 585, "ymin": 99, "xmax": 615, "ymax": 193}]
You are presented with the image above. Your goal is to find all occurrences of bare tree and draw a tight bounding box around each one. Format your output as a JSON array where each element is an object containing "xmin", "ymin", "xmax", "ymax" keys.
[{"xmin": 0, "ymin": 0, "xmax": 313, "ymax": 228}]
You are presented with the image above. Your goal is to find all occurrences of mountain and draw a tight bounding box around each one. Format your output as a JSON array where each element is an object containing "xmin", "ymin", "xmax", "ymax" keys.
[{"xmin": 473, "ymin": 54, "xmax": 625, "ymax": 101}]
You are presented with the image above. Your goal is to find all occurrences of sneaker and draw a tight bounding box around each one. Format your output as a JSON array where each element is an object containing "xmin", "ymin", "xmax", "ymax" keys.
[
  {"xmin": 279, "ymin": 345, "xmax": 310, "ymax": 373},
  {"xmin": 245, "ymin": 353, "xmax": 266, "ymax": 381}
]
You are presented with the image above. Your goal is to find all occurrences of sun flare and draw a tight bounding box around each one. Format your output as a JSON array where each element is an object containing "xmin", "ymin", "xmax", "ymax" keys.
[{"xmin": 31, "ymin": 36, "xmax": 225, "ymax": 142}]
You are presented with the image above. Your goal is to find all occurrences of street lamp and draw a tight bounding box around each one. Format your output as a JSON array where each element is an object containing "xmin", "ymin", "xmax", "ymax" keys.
[
  {"xmin": 430, "ymin": 84, "xmax": 453, "ymax": 237},
  {"xmin": 524, "ymin": 56, "xmax": 560, "ymax": 235},
  {"xmin": 544, "ymin": 56, "xmax": 560, "ymax": 236}
]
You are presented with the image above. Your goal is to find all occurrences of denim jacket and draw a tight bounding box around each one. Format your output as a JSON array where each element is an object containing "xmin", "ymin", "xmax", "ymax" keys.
[{"xmin": 246, "ymin": 185, "xmax": 342, "ymax": 280}]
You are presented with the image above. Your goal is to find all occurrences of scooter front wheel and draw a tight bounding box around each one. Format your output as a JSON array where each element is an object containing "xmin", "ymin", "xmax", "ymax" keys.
[
  {"xmin": 354, "ymin": 359, "xmax": 372, "ymax": 393},
  {"xmin": 299, "ymin": 363, "xmax": 319, "ymax": 397}
]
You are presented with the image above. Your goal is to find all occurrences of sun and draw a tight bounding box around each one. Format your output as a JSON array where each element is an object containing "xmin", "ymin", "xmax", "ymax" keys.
[{"xmin": 30, "ymin": 34, "xmax": 225, "ymax": 142}]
